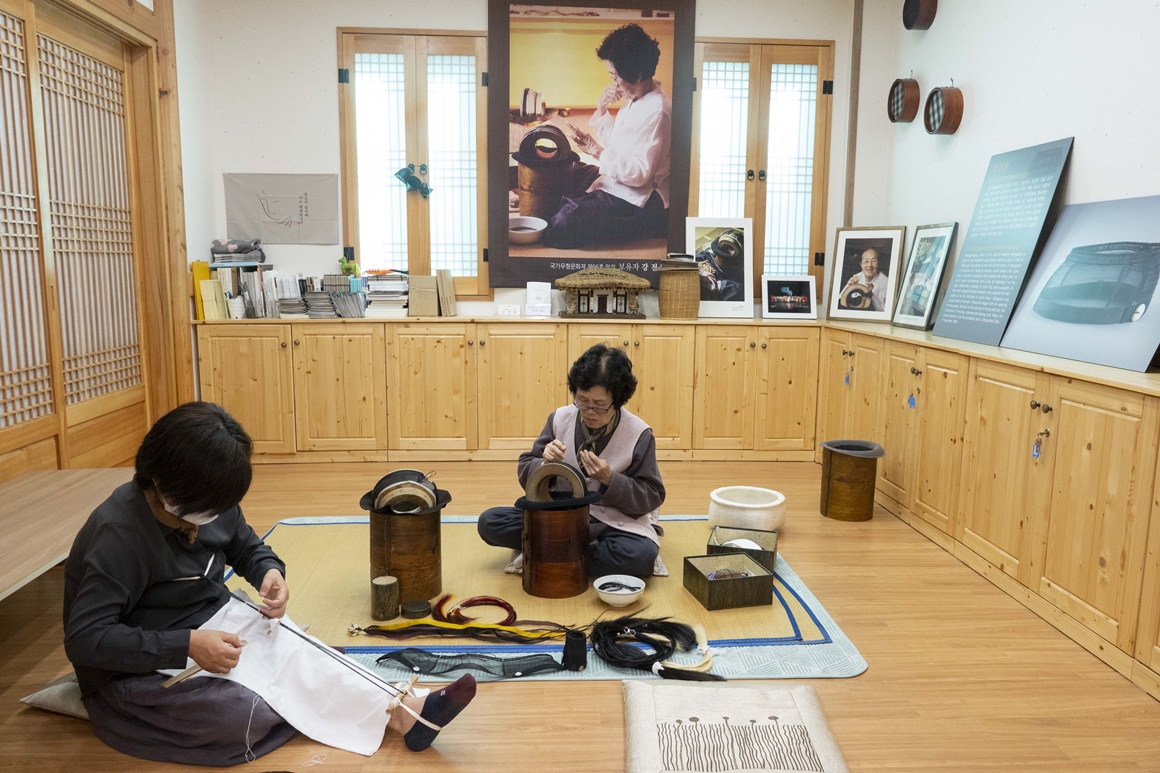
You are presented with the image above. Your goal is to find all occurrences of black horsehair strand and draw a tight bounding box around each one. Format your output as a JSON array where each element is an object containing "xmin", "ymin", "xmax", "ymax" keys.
[{"xmin": 589, "ymin": 615, "xmax": 724, "ymax": 681}]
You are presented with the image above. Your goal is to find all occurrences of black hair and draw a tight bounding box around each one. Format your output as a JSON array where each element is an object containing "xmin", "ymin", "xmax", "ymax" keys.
[
  {"xmin": 134, "ymin": 401, "xmax": 253, "ymax": 516},
  {"xmin": 567, "ymin": 344, "xmax": 637, "ymax": 408},
  {"xmin": 595, "ymin": 24, "xmax": 661, "ymax": 84}
]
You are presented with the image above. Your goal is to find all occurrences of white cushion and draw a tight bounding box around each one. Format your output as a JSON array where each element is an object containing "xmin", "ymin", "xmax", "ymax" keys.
[{"xmin": 19, "ymin": 672, "xmax": 89, "ymax": 721}]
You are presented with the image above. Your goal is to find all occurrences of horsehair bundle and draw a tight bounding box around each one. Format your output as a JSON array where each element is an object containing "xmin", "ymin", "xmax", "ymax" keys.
[
  {"xmin": 432, "ymin": 594, "xmax": 573, "ymax": 634},
  {"xmin": 589, "ymin": 616, "xmax": 725, "ymax": 682},
  {"xmin": 349, "ymin": 619, "xmax": 566, "ymax": 644}
]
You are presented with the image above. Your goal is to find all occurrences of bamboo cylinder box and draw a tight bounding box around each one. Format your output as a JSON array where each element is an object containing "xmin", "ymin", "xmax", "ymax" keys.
[
  {"xmin": 522, "ymin": 462, "xmax": 591, "ymax": 599},
  {"xmin": 367, "ymin": 487, "xmax": 451, "ymax": 602},
  {"xmin": 819, "ymin": 440, "xmax": 885, "ymax": 522}
]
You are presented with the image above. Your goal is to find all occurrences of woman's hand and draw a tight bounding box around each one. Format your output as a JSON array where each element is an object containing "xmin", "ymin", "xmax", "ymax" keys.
[
  {"xmin": 566, "ymin": 124, "xmax": 602, "ymax": 160},
  {"xmin": 188, "ymin": 630, "xmax": 245, "ymax": 674},
  {"xmin": 542, "ymin": 439, "xmax": 567, "ymax": 464},
  {"xmin": 258, "ymin": 568, "xmax": 289, "ymax": 618},
  {"xmin": 597, "ymin": 84, "xmax": 623, "ymax": 111},
  {"xmin": 580, "ymin": 450, "xmax": 612, "ymax": 486}
]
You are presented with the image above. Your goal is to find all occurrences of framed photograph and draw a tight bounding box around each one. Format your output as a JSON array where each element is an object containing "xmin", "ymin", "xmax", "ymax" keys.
[
  {"xmin": 686, "ymin": 217, "xmax": 754, "ymax": 318},
  {"xmin": 762, "ymin": 275, "xmax": 817, "ymax": 320},
  {"xmin": 486, "ymin": 0, "xmax": 696, "ymax": 288},
  {"xmin": 827, "ymin": 226, "xmax": 906, "ymax": 322},
  {"xmin": 892, "ymin": 222, "xmax": 958, "ymax": 330}
]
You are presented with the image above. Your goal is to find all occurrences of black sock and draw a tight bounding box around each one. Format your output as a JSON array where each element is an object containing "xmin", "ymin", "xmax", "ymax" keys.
[{"xmin": 403, "ymin": 674, "xmax": 477, "ymax": 752}]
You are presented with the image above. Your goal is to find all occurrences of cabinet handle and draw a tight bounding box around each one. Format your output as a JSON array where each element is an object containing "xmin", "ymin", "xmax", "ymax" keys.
[
  {"xmin": 479, "ymin": 340, "xmax": 486, "ymax": 347},
  {"xmin": 758, "ymin": 169, "xmax": 767, "ymax": 181},
  {"xmin": 634, "ymin": 341, "xmax": 640, "ymax": 347},
  {"xmin": 1041, "ymin": 403, "xmax": 1053, "ymax": 414},
  {"xmin": 468, "ymin": 340, "xmax": 474, "ymax": 345},
  {"xmin": 293, "ymin": 339, "xmax": 300, "ymax": 346},
  {"xmin": 623, "ymin": 341, "xmax": 629, "ymax": 346},
  {"xmin": 913, "ymin": 368, "xmax": 922, "ymax": 376},
  {"xmin": 747, "ymin": 169, "xmax": 755, "ymax": 180},
  {"xmin": 841, "ymin": 349, "xmax": 850, "ymax": 356},
  {"xmin": 1030, "ymin": 400, "xmax": 1040, "ymax": 410},
  {"xmin": 281, "ymin": 342, "xmax": 287, "ymax": 348},
  {"xmin": 761, "ymin": 343, "xmax": 767, "ymax": 349},
  {"xmin": 749, "ymin": 342, "xmax": 756, "ymax": 348}
]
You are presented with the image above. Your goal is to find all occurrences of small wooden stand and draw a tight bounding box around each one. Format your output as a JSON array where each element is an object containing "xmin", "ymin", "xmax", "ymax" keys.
[{"xmin": 371, "ymin": 575, "xmax": 400, "ymax": 621}]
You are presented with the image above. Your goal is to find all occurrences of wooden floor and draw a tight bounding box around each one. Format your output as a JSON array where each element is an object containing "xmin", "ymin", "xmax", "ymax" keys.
[{"xmin": 3, "ymin": 460, "xmax": 1160, "ymax": 772}]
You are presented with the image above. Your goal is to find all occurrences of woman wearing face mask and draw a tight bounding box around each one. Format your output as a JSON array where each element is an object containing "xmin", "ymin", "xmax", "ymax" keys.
[
  {"xmin": 477, "ymin": 344, "xmax": 666, "ymax": 579},
  {"xmin": 63, "ymin": 402, "xmax": 473, "ymax": 765}
]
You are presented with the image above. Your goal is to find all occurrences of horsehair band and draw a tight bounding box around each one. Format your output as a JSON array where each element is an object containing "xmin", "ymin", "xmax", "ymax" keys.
[
  {"xmin": 431, "ymin": 594, "xmax": 573, "ymax": 634},
  {"xmin": 589, "ymin": 615, "xmax": 724, "ymax": 682},
  {"xmin": 349, "ymin": 619, "xmax": 567, "ymax": 644}
]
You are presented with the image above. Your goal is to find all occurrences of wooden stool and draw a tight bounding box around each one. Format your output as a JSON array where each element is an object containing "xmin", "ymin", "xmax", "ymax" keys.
[{"xmin": 819, "ymin": 440, "xmax": 885, "ymax": 522}]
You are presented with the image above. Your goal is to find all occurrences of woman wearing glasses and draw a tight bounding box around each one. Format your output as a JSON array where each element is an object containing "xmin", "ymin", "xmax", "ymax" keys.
[{"xmin": 477, "ymin": 344, "xmax": 666, "ymax": 579}]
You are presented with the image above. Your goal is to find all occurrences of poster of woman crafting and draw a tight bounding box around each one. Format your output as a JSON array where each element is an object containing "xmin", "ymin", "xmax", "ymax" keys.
[{"xmin": 487, "ymin": 0, "xmax": 695, "ymax": 287}]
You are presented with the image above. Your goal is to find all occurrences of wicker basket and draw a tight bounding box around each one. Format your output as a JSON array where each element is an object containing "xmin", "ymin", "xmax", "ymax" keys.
[{"xmin": 659, "ymin": 267, "xmax": 700, "ymax": 319}]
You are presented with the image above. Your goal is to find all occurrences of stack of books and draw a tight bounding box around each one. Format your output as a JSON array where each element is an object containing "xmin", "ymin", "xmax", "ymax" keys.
[
  {"xmin": 323, "ymin": 274, "xmax": 352, "ymax": 293},
  {"xmin": 276, "ymin": 275, "xmax": 307, "ymax": 316},
  {"xmin": 332, "ymin": 292, "xmax": 367, "ymax": 319},
  {"xmin": 304, "ymin": 292, "xmax": 337, "ymax": 319},
  {"xmin": 365, "ymin": 271, "xmax": 409, "ymax": 318}
]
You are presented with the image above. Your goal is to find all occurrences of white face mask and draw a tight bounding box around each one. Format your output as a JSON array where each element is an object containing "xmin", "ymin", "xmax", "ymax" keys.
[{"xmin": 158, "ymin": 492, "xmax": 219, "ymax": 526}]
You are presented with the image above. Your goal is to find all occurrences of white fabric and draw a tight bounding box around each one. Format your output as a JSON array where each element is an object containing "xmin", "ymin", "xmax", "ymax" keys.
[
  {"xmin": 553, "ymin": 405, "xmax": 660, "ymax": 545},
  {"xmin": 846, "ymin": 270, "xmax": 889, "ymax": 311},
  {"xmin": 587, "ymin": 83, "xmax": 671, "ymax": 208},
  {"xmin": 623, "ymin": 681, "xmax": 849, "ymax": 773},
  {"xmin": 160, "ymin": 599, "xmax": 401, "ymax": 756}
]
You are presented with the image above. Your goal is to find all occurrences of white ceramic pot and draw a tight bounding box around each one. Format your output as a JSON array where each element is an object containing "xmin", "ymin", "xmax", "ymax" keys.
[{"xmin": 708, "ymin": 486, "xmax": 786, "ymax": 531}]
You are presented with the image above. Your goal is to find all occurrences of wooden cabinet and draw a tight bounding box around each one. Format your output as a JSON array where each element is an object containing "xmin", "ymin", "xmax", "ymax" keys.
[
  {"xmin": 291, "ymin": 324, "xmax": 387, "ymax": 451},
  {"xmin": 629, "ymin": 326, "xmax": 696, "ymax": 450},
  {"xmin": 877, "ymin": 342, "xmax": 920, "ymax": 507},
  {"xmin": 754, "ymin": 327, "xmax": 819, "ymax": 451},
  {"xmin": 197, "ymin": 324, "xmax": 295, "ymax": 454},
  {"xmin": 386, "ymin": 323, "xmax": 476, "ymax": 450},
  {"xmin": 1028, "ymin": 380, "xmax": 1159, "ymax": 654},
  {"xmin": 476, "ymin": 323, "xmax": 569, "ymax": 450},
  {"xmin": 909, "ymin": 348, "xmax": 968, "ymax": 535},
  {"xmin": 1135, "ymin": 459, "xmax": 1160, "ymax": 679},
  {"xmin": 692, "ymin": 326, "xmax": 757, "ymax": 450},
  {"xmin": 815, "ymin": 329, "xmax": 884, "ymax": 460}
]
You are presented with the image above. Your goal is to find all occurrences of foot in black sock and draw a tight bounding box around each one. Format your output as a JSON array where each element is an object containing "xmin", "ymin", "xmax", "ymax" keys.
[{"xmin": 403, "ymin": 673, "xmax": 477, "ymax": 752}]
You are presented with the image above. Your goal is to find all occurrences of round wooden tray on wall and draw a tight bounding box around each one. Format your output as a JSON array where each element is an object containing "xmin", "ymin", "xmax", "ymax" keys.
[
  {"xmin": 924, "ymin": 86, "xmax": 963, "ymax": 134},
  {"xmin": 887, "ymin": 78, "xmax": 921, "ymax": 122},
  {"xmin": 903, "ymin": 0, "xmax": 938, "ymax": 30}
]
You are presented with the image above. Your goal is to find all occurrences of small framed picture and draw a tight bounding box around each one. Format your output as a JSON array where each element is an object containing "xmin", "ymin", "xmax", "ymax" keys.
[
  {"xmin": 892, "ymin": 222, "xmax": 958, "ymax": 330},
  {"xmin": 827, "ymin": 226, "xmax": 906, "ymax": 322},
  {"xmin": 686, "ymin": 217, "xmax": 754, "ymax": 318},
  {"xmin": 762, "ymin": 275, "xmax": 817, "ymax": 320}
]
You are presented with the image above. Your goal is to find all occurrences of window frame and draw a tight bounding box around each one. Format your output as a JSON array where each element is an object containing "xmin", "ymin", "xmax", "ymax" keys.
[{"xmin": 337, "ymin": 28, "xmax": 491, "ymax": 299}]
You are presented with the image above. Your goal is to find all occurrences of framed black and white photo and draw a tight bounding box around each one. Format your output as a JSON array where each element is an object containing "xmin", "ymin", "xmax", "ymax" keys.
[
  {"xmin": 686, "ymin": 217, "xmax": 754, "ymax": 318},
  {"xmin": 827, "ymin": 226, "xmax": 906, "ymax": 322},
  {"xmin": 892, "ymin": 222, "xmax": 957, "ymax": 330},
  {"xmin": 762, "ymin": 275, "xmax": 817, "ymax": 320}
]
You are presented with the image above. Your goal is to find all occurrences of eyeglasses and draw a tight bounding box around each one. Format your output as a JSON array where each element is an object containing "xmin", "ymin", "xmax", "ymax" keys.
[{"xmin": 573, "ymin": 400, "xmax": 613, "ymax": 415}]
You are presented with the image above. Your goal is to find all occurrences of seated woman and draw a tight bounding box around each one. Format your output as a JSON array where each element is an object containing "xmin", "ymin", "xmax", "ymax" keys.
[
  {"xmin": 478, "ymin": 344, "xmax": 665, "ymax": 579},
  {"xmin": 64, "ymin": 402, "xmax": 475, "ymax": 766}
]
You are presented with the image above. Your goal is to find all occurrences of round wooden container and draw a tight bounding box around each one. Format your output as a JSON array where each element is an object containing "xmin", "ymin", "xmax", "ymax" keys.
[
  {"xmin": 369, "ymin": 507, "xmax": 442, "ymax": 602},
  {"xmin": 902, "ymin": 0, "xmax": 937, "ymax": 30},
  {"xmin": 522, "ymin": 505, "xmax": 590, "ymax": 598},
  {"xmin": 819, "ymin": 440, "xmax": 884, "ymax": 522},
  {"xmin": 924, "ymin": 86, "xmax": 963, "ymax": 135},
  {"xmin": 887, "ymin": 78, "xmax": 921, "ymax": 123},
  {"xmin": 518, "ymin": 163, "xmax": 573, "ymax": 222}
]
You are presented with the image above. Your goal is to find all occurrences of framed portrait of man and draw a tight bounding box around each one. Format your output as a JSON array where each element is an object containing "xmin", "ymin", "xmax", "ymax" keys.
[
  {"xmin": 827, "ymin": 226, "xmax": 906, "ymax": 322},
  {"xmin": 487, "ymin": 0, "xmax": 696, "ymax": 288},
  {"xmin": 892, "ymin": 222, "xmax": 957, "ymax": 330}
]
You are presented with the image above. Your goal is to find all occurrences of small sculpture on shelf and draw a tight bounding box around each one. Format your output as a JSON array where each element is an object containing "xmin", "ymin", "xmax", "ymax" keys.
[{"xmin": 557, "ymin": 267, "xmax": 649, "ymax": 319}]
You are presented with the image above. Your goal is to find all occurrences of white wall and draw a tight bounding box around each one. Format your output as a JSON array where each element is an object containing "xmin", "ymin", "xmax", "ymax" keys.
[
  {"xmin": 174, "ymin": 0, "xmax": 854, "ymax": 310},
  {"xmin": 852, "ymin": 0, "xmax": 1160, "ymax": 275}
]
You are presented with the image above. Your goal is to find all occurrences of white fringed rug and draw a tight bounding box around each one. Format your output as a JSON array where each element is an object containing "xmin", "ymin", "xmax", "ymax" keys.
[{"xmin": 624, "ymin": 682, "xmax": 849, "ymax": 773}]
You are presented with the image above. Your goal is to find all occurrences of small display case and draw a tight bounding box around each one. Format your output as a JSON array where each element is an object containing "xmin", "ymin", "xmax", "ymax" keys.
[
  {"xmin": 706, "ymin": 525, "xmax": 779, "ymax": 573},
  {"xmin": 683, "ymin": 553, "xmax": 773, "ymax": 611}
]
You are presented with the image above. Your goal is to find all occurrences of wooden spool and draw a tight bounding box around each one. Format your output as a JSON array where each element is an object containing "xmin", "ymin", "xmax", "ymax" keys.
[
  {"xmin": 522, "ymin": 505, "xmax": 590, "ymax": 598},
  {"xmin": 371, "ymin": 575, "xmax": 400, "ymax": 621},
  {"xmin": 887, "ymin": 78, "xmax": 921, "ymax": 123},
  {"xmin": 819, "ymin": 440, "xmax": 884, "ymax": 522},
  {"xmin": 369, "ymin": 507, "xmax": 442, "ymax": 602},
  {"xmin": 924, "ymin": 86, "xmax": 964, "ymax": 135},
  {"xmin": 903, "ymin": 0, "xmax": 937, "ymax": 30}
]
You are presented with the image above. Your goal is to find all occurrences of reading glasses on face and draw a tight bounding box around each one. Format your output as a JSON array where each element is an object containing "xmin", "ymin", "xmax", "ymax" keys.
[{"xmin": 573, "ymin": 400, "xmax": 612, "ymax": 414}]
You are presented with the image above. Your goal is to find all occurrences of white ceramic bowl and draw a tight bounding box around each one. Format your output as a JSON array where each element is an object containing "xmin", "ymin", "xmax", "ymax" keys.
[
  {"xmin": 593, "ymin": 574, "xmax": 645, "ymax": 607},
  {"xmin": 508, "ymin": 216, "xmax": 547, "ymax": 244},
  {"xmin": 708, "ymin": 486, "xmax": 786, "ymax": 531}
]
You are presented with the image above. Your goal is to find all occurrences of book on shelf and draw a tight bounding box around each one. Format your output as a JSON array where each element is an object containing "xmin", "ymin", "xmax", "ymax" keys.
[{"xmin": 199, "ymin": 279, "xmax": 229, "ymax": 320}]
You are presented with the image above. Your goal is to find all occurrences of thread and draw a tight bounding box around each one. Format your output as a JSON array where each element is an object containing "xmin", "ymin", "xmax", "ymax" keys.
[{"xmin": 243, "ymin": 693, "xmax": 261, "ymax": 762}]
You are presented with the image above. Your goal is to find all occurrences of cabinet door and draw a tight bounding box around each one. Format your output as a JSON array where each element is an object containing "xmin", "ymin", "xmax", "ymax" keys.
[
  {"xmin": 629, "ymin": 325, "xmax": 695, "ymax": 450},
  {"xmin": 876, "ymin": 342, "xmax": 919, "ymax": 507},
  {"xmin": 477, "ymin": 324, "xmax": 569, "ymax": 450},
  {"xmin": 197, "ymin": 325, "xmax": 295, "ymax": 454},
  {"xmin": 1029, "ymin": 381, "xmax": 1159, "ymax": 653},
  {"xmin": 910, "ymin": 348, "xmax": 968, "ymax": 534},
  {"xmin": 292, "ymin": 324, "xmax": 388, "ymax": 451},
  {"xmin": 692, "ymin": 326, "xmax": 757, "ymax": 450},
  {"xmin": 386, "ymin": 323, "xmax": 476, "ymax": 450},
  {"xmin": 957, "ymin": 360, "xmax": 1051, "ymax": 585},
  {"xmin": 754, "ymin": 327, "xmax": 819, "ymax": 451},
  {"xmin": 814, "ymin": 329, "xmax": 852, "ymax": 460},
  {"xmin": 566, "ymin": 324, "xmax": 632, "ymax": 362},
  {"xmin": 847, "ymin": 334, "xmax": 884, "ymax": 445},
  {"xmin": 1136, "ymin": 457, "xmax": 1160, "ymax": 671}
]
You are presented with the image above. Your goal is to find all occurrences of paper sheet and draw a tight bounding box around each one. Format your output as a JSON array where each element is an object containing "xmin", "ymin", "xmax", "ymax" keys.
[{"xmin": 224, "ymin": 173, "xmax": 340, "ymax": 245}]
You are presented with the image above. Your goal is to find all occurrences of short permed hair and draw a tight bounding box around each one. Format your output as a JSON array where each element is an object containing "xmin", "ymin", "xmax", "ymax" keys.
[
  {"xmin": 134, "ymin": 402, "xmax": 253, "ymax": 517},
  {"xmin": 567, "ymin": 344, "xmax": 637, "ymax": 408},
  {"xmin": 595, "ymin": 24, "xmax": 661, "ymax": 85}
]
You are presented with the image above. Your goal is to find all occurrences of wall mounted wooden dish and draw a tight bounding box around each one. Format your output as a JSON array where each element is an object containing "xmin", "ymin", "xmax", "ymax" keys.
[
  {"xmin": 903, "ymin": 0, "xmax": 937, "ymax": 30},
  {"xmin": 924, "ymin": 86, "xmax": 963, "ymax": 135},
  {"xmin": 888, "ymin": 78, "xmax": 921, "ymax": 122}
]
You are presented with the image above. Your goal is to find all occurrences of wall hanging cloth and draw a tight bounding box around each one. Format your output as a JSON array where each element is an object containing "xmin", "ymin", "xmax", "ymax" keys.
[
  {"xmin": 1032, "ymin": 241, "xmax": 1160, "ymax": 325},
  {"xmin": 623, "ymin": 681, "xmax": 849, "ymax": 773},
  {"xmin": 376, "ymin": 648, "xmax": 566, "ymax": 679}
]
